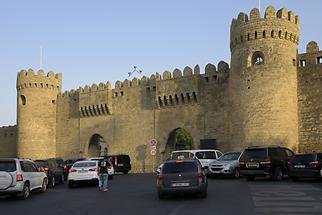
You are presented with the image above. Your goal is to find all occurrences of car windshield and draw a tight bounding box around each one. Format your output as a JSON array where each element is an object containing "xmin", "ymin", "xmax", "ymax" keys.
[
  {"xmin": 73, "ymin": 162, "xmax": 96, "ymax": 168},
  {"xmin": 162, "ymin": 161, "xmax": 198, "ymax": 174},
  {"xmin": 291, "ymin": 154, "xmax": 316, "ymax": 163},
  {"xmin": 241, "ymin": 149, "xmax": 268, "ymax": 159},
  {"xmin": 218, "ymin": 153, "xmax": 241, "ymax": 161},
  {"xmin": 171, "ymin": 152, "xmax": 192, "ymax": 159},
  {"xmin": 0, "ymin": 161, "xmax": 16, "ymax": 172},
  {"xmin": 195, "ymin": 151, "xmax": 217, "ymax": 159}
]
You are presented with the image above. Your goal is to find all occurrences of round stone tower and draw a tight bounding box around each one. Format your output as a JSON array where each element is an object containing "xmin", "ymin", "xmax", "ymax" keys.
[
  {"xmin": 229, "ymin": 6, "xmax": 300, "ymax": 151},
  {"xmin": 16, "ymin": 69, "xmax": 62, "ymax": 159}
]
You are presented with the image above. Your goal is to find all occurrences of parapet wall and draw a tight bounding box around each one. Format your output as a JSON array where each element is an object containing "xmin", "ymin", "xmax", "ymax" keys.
[
  {"xmin": 298, "ymin": 41, "xmax": 322, "ymax": 153},
  {"xmin": 0, "ymin": 125, "xmax": 17, "ymax": 158},
  {"xmin": 230, "ymin": 6, "xmax": 300, "ymax": 51},
  {"xmin": 17, "ymin": 69, "xmax": 62, "ymax": 91}
]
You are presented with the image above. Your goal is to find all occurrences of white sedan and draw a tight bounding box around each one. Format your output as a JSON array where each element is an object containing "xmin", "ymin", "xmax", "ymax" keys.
[{"xmin": 68, "ymin": 161, "xmax": 99, "ymax": 188}]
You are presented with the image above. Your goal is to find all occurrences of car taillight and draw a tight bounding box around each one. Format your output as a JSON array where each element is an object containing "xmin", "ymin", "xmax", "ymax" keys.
[
  {"xmin": 69, "ymin": 169, "xmax": 76, "ymax": 173},
  {"xmin": 64, "ymin": 165, "xmax": 68, "ymax": 170},
  {"xmin": 308, "ymin": 161, "xmax": 319, "ymax": 168},
  {"xmin": 16, "ymin": 174, "xmax": 23, "ymax": 181},
  {"xmin": 260, "ymin": 159, "xmax": 271, "ymax": 165},
  {"xmin": 198, "ymin": 171, "xmax": 204, "ymax": 183},
  {"xmin": 157, "ymin": 174, "xmax": 163, "ymax": 185},
  {"xmin": 44, "ymin": 167, "xmax": 49, "ymax": 172},
  {"xmin": 89, "ymin": 168, "xmax": 98, "ymax": 172}
]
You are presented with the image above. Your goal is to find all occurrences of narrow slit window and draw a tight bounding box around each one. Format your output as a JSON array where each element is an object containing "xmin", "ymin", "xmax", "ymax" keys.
[
  {"xmin": 263, "ymin": 31, "xmax": 266, "ymax": 38},
  {"xmin": 300, "ymin": 60, "xmax": 306, "ymax": 67}
]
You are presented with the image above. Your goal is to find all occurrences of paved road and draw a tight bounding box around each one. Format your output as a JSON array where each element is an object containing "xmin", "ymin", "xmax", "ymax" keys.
[{"xmin": 1, "ymin": 174, "xmax": 322, "ymax": 215}]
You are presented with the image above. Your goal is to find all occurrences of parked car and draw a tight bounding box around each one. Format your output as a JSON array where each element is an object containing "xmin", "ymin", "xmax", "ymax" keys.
[
  {"xmin": 171, "ymin": 149, "xmax": 223, "ymax": 173},
  {"xmin": 108, "ymin": 154, "xmax": 131, "ymax": 174},
  {"xmin": 64, "ymin": 158, "xmax": 85, "ymax": 180},
  {"xmin": 239, "ymin": 146, "xmax": 294, "ymax": 181},
  {"xmin": 0, "ymin": 158, "xmax": 47, "ymax": 199},
  {"xmin": 68, "ymin": 160, "xmax": 99, "ymax": 188},
  {"xmin": 288, "ymin": 153, "xmax": 322, "ymax": 181},
  {"xmin": 34, "ymin": 158, "xmax": 64, "ymax": 188},
  {"xmin": 157, "ymin": 159, "xmax": 208, "ymax": 199},
  {"xmin": 208, "ymin": 152, "xmax": 242, "ymax": 178},
  {"xmin": 88, "ymin": 157, "xmax": 114, "ymax": 179}
]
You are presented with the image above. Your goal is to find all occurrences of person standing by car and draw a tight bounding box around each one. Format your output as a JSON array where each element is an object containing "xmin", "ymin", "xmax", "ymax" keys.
[{"xmin": 98, "ymin": 158, "xmax": 109, "ymax": 191}]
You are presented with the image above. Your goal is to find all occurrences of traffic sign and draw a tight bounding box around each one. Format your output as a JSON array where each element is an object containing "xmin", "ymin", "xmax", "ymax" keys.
[
  {"xmin": 149, "ymin": 139, "xmax": 157, "ymax": 146},
  {"xmin": 150, "ymin": 149, "xmax": 156, "ymax": 156}
]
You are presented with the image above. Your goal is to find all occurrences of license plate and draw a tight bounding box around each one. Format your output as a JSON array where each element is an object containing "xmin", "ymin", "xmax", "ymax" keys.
[
  {"xmin": 246, "ymin": 163, "xmax": 259, "ymax": 168},
  {"xmin": 78, "ymin": 170, "xmax": 88, "ymax": 173},
  {"xmin": 294, "ymin": 165, "xmax": 305, "ymax": 168},
  {"xmin": 171, "ymin": 182, "xmax": 190, "ymax": 187}
]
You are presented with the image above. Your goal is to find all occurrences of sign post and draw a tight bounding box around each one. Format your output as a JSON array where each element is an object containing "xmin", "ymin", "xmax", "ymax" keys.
[{"xmin": 149, "ymin": 139, "xmax": 157, "ymax": 172}]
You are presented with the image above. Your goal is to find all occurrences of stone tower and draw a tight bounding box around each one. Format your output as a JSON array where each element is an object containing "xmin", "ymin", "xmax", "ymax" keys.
[
  {"xmin": 16, "ymin": 69, "xmax": 62, "ymax": 159},
  {"xmin": 229, "ymin": 6, "xmax": 300, "ymax": 151}
]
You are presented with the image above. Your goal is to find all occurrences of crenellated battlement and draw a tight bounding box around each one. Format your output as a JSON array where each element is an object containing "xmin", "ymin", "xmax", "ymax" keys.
[
  {"xmin": 230, "ymin": 6, "xmax": 300, "ymax": 51},
  {"xmin": 298, "ymin": 41, "xmax": 322, "ymax": 67},
  {"xmin": 17, "ymin": 69, "xmax": 62, "ymax": 91}
]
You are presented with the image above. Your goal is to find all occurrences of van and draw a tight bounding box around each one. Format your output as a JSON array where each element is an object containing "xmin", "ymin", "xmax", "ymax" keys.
[{"xmin": 108, "ymin": 155, "xmax": 131, "ymax": 174}]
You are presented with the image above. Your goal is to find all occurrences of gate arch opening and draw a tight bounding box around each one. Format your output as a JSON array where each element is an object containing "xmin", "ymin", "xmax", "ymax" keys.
[
  {"xmin": 164, "ymin": 128, "xmax": 193, "ymax": 159},
  {"xmin": 88, "ymin": 134, "xmax": 107, "ymax": 157}
]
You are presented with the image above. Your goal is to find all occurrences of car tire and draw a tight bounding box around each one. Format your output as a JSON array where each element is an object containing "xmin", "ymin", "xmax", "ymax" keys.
[
  {"xmin": 246, "ymin": 175, "xmax": 255, "ymax": 181},
  {"xmin": 18, "ymin": 183, "xmax": 30, "ymax": 200},
  {"xmin": 49, "ymin": 176, "xmax": 55, "ymax": 188},
  {"xmin": 40, "ymin": 179, "xmax": 48, "ymax": 193},
  {"xmin": 233, "ymin": 168, "xmax": 240, "ymax": 179},
  {"xmin": 123, "ymin": 171, "xmax": 128, "ymax": 175},
  {"xmin": 291, "ymin": 176, "xmax": 299, "ymax": 182},
  {"xmin": 68, "ymin": 181, "xmax": 74, "ymax": 188},
  {"xmin": 200, "ymin": 189, "xmax": 207, "ymax": 198},
  {"xmin": 272, "ymin": 167, "xmax": 283, "ymax": 181}
]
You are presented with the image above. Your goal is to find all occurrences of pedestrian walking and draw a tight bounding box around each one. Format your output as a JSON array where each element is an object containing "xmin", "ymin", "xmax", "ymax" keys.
[{"xmin": 98, "ymin": 158, "xmax": 109, "ymax": 191}]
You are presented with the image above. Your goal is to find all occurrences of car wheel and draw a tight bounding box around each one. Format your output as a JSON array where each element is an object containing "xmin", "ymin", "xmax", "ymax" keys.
[
  {"xmin": 68, "ymin": 181, "xmax": 74, "ymax": 188},
  {"xmin": 49, "ymin": 176, "xmax": 55, "ymax": 188},
  {"xmin": 123, "ymin": 171, "xmax": 128, "ymax": 175},
  {"xmin": 272, "ymin": 167, "xmax": 283, "ymax": 181},
  {"xmin": 233, "ymin": 168, "xmax": 240, "ymax": 179},
  {"xmin": 246, "ymin": 175, "xmax": 255, "ymax": 181},
  {"xmin": 200, "ymin": 189, "xmax": 207, "ymax": 198},
  {"xmin": 40, "ymin": 179, "xmax": 48, "ymax": 193},
  {"xmin": 291, "ymin": 176, "xmax": 299, "ymax": 182},
  {"xmin": 158, "ymin": 191, "xmax": 165, "ymax": 200},
  {"xmin": 18, "ymin": 183, "xmax": 30, "ymax": 200}
]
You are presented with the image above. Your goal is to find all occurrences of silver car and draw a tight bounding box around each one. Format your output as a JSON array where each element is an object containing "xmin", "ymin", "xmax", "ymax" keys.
[
  {"xmin": 208, "ymin": 152, "xmax": 242, "ymax": 178},
  {"xmin": 0, "ymin": 158, "xmax": 48, "ymax": 199}
]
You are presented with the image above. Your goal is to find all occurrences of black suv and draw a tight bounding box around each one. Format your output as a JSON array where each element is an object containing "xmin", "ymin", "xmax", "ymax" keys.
[
  {"xmin": 108, "ymin": 155, "xmax": 131, "ymax": 174},
  {"xmin": 288, "ymin": 153, "xmax": 322, "ymax": 181},
  {"xmin": 239, "ymin": 146, "xmax": 294, "ymax": 181},
  {"xmin": 35, "ymin": 158, "xmax": 64, "ymax": 188}
]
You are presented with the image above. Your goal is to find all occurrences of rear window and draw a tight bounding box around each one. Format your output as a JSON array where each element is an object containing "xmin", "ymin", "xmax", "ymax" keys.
[
  {"xmin": 291, "ymin": 154, "xmax": 316, "ymax": 163},
  {"xmin": 241, "ymin": 148, "xmax": 268, "ymax": 160},
  {"xmin": 73, "ymin": 162, "xmax": 96, "ymax": 168},
  {"xmin": 35, "ymin": 161, "xmax": 48, "ymax": 167},
  {"xmin": 0, "ymin": 161, "xmax": 17, "ymax": 172},
  {"xmin": 171, "ymin": 152, "xmax": 193, "ymax": 159},
  {"xmin": 162, "ymin": 161, "xmax": 198, "ymax": 174},
  {"xmin": 218, "ymin": 152, "xmax": 241, "ymax": 161},
  {"xmin": 195, "ymin": 151, "xmax": 217, "ymax": 159}
]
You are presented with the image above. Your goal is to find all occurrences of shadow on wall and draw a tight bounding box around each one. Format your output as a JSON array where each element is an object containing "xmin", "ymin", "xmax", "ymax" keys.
[{"xmin": 136, "ymin": 145, "xmax": 147, "ymax": 173}]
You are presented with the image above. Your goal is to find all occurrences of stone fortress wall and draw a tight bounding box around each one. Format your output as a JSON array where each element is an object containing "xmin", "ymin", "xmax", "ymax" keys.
[{"xmin": 0, "ymin": 6, "xmax": 322, "ymax": 172}]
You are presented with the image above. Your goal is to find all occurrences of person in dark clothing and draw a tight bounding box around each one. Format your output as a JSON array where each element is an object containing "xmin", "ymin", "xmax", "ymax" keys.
[{"xmin": 98, "ymin": 158, "xmax": 109, "ymax": 191}]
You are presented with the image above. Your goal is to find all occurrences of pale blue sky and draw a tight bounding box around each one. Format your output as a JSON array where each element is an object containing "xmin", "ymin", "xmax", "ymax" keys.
[{"xmin": 0, "ymin": 0, "xmax": 321, "ymax": 126}]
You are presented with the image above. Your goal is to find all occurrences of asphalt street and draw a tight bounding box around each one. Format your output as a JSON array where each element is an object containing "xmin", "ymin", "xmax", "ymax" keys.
[{"xmin": 1, "ymin": 174, "xmax": 322, "ymax": 215}]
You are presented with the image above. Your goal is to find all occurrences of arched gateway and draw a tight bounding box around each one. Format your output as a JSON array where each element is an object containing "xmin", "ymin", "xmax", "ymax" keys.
[{"xmin": 88, "ymin": 134, "xmax": 107, "ymax": 157}]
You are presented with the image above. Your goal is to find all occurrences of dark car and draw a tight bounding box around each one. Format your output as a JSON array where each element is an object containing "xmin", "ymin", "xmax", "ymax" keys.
[
  {"xmin": 108, "ymin": 155, "xmax": 131, "ymax": 174},
  {"xmin": 157, "ymin": 159, "xmax": 208, "ymax": 199},
  {"xmin": 64, "ymin": 158, "xmax": 85, "ymax": 180},
  {"xmin": 35, "ymin": 158, "xmax": 64, "ymax": 188},
  {"xmin": 239, "ymin": 146, "xmax": 294, "ymax": 181},
  {"xmin": 288, "ymin": 153, "xmax": 322, "ymax": 181}
]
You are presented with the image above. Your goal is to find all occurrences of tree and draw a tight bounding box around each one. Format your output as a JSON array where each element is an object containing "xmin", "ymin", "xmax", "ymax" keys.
[{"xmin": 175, "ymin": 128, "xmax": 193, "ymax": 150}]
